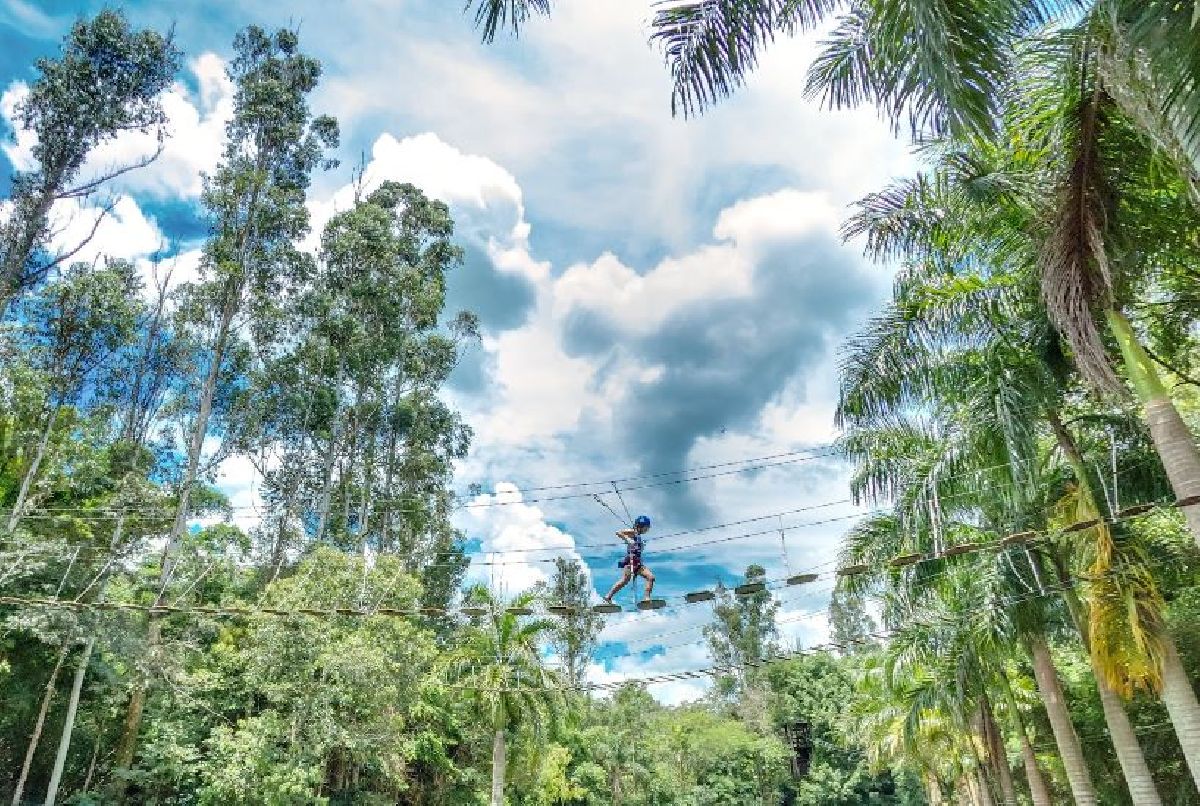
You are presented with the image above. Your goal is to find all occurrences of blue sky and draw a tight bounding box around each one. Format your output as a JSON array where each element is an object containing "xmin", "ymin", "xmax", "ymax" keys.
[{"xmin": 0, "ymin": 0, "xmax": 912, "ymax": 702}]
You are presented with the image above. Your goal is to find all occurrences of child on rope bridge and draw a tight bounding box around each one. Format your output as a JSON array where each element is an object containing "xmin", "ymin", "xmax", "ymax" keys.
[{"xmin": 602, "ymin": 515, "xmax": 655, "ymax": 604}]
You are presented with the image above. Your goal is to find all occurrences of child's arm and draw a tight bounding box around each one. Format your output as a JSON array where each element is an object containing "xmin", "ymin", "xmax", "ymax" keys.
[{"xmin": 615, "ymin": 528, "xmax": 635, "ymax": 544}]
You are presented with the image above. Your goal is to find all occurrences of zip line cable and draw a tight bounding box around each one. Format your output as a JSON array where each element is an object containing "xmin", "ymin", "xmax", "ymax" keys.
[{"xmin": 506, "ymin": 446, "xmax": 841, "ymax": 495}]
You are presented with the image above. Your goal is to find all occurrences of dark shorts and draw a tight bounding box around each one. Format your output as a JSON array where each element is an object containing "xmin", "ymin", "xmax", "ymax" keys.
[{"xmin": 618, "ymin": 553, "xmax": 643, "ymax": 571}]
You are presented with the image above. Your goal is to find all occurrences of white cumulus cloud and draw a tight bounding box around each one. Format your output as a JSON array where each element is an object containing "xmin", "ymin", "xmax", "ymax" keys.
[
  {"xmin": 1, "ymin": 54, "xmax": 233, "ymax": 200},
  {"xmin": 459, "ymin": 482, "xmax": 591, "ymax": 595}
]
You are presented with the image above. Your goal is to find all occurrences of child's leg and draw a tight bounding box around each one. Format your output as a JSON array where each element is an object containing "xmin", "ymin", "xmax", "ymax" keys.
[
  {"xmin": 605, "ymin": 568, "xmax": 633, "ymax": 602},
  {"xmin": 637, "ymin": 565, "xmax": 655, "ymax": 599}
]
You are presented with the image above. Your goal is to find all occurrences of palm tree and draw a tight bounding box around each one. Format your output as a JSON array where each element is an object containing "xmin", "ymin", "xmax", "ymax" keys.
[
  {"xmin": 841, "ymin": 109, "xmax": 1200, "ymax": 791},
  {"xmin": 833, "ymin": 258, "xmax": 1176, "ymax": 802},
  {"xmin": 468, "ymin": 0, "xmax": 1200, "ymax": 551},
  {"xmin": 847, "ymin": 636, "xmax": 1001, "ymax": 805},
  {"xmin": 449, "ymin": 587, "xmax": 565, "ymax": 806},
  {"xmin": 470, "ymin": 0, "xmax": 1198, "ymax": 171}
]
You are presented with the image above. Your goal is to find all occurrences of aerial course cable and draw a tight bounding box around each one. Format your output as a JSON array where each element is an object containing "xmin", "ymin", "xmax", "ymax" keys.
[
  {"xmin": 10, "ymin": 545, "xmax": 1175, "ymax": 697},
  {"xmin": 4, "ymin": 494, "xmax": 1194, "ymax": 626},
  {"xmin": 3, "ymin": 446, "xmax": 1161, "ymax": 560},
  {"xmin": 440, "ymin": 548, "xmax": 1200, "ymax": 695},
  {"xmin": 0, "ymin": 444, "xmax": 843, "ymax": 522},
  {"xmin": 0, "ymin": 449, "xmax": 1174, "ymax": 598},
  {"xmin": 0, "ymin": 453, "xmax": 1176, "ymax": 628}
]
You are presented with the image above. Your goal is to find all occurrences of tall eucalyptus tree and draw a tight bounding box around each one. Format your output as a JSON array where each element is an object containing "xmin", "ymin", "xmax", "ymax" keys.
[
  {"xmin": 110, "ymin": 25, "xmax": 338, "ymax": 784},
  {"xmin": 0, "ymin": 10, "xmax": 177, "ymax": 316}
]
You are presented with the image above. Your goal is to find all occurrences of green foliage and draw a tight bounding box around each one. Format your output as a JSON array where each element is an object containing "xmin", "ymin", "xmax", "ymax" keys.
[
  {"xmin": 3, "ymin": 4, "xmax": 1200, "ymax": 805},
  {"xmin": 536, "ymin": 558, "xmax": 602, "ymax": 688},
  {"xmin": 0, "ymin": 9, "xmax": 178, "ymax": 312},
  {"xmin": 705, "ymin": 564, "xmax": 779, "ymax": 698}
]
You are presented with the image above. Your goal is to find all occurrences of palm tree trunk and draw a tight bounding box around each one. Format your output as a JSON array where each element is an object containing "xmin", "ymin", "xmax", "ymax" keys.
[
  {"xmin": 11, "ymin": 643, "xmax": 69, "ymax": 806},
  {"xmin": 44, "ymin": 636, "xmax": 95, "ymax": 805},
  {"xmin": 998, "ymin": 671, "xmax": 1053, "ymax": 806},
  {"xmin": 1027, "ymin": 633, "xmax": 1097, "ymax": 805},
  {"xmin": 1158, "ymin": 636, "xmax": 1200, "ymax": 789},
  {"xmin": 491, "ymin": 728, "xmax": 506, "ymax": 806},
  {"xmin": 971, "ymin": 748, "xmax": 997, "ymax": 806},
  {"xmin": 981, "ymin": 695, "xmax": 1017, "ymax": 806},
  {"xmin": 1058, "ymin": 584, "xmax": 1163, "ymax": 806},
  {"xmin": 1051, "ymin": 403, "xmax": 1191, "ymax": 795},
  {"xmin": 974, "ymin": 765, "xmax": 996, "ymax": 806},
  {"xmin": 925, "ymin": 774, "xmax": 944, "ymax": 806},
  {"xmin": 1096, "ymin": 677, "xmax": 1163, "ymax": 805},
  {"xmin": 1106, "ymin": 310, "xmax": 1200, "ymax": 546},
  {"xmin": 960, "ymin": 774, "xmax": 980, "ymax": 806}
]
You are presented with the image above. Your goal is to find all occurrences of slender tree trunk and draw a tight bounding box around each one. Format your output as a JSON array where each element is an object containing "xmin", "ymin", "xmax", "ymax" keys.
[
  {"xmin": 44, "ymin": 637, "xmax": 95, "ymax": 805},
  {"xmin": 925, "ymin": 774, "xmax": 944, "ymax": 806},
  {"xmin": 1106, "ymin": 310, "xmax": 1200, "ymax": 545},
  {"xmin": 981, "ymin": 694, "xmax": 1017, "ymax": 806},
  {"xmin": 314, "ymin": 416, "xmax": 341, "ymax": 544},
  {"xmin": 1095, "ymin": 678, "xmax": 1163, "ymax": 805},
  {"xmin": 111, "ymin": 617, "xmax": 155, "ymax": 775},
  {"xmin": 159, "ymin": 289, "xmax": 238, "ymax": 594},
  {"xmin": 0, "ymin": 180, "xmax": 59, "ymax": 318},
  {"xmin": 110, "ymin": 290, "xmax": 239, "ymax": 797},
  {"xmin": 12, "ymin": 643, "xmax": 69, "ymax": 806},
  {"xmin": 1059, "ymin": 582, "xmax": 1163, "ymax": 806},
  {"xmin": 80, "ymin": 723, "xmax": 101, "ymax": 793},
  {"xmin": 1158, "ymin": 637, "xmax": 1200, "ymax": 789},
  {"xmin": 7, "ymin": 406, "xmax": 57, "ymax": 532},
  {"xmin": 47, "ymin": 519, "xmax": 122, "ymax": 804},
  {"xmin": 974, "ymin": 765, "xmax": 996, "ymax": 806},
  {"xmin": 490, "ymin": 728, "xmax": 506, "ymax": 806},
  {"xmin": 1027, "ymin": 633, "xmax": 1097, "ymax": 805},
  {"xmin": 998, "ymin": 671, "xmax": 1053, "ymax": 806},
  {"xmin": 120, "ymin": 270, "xmax": 170, "ymax": 445}
]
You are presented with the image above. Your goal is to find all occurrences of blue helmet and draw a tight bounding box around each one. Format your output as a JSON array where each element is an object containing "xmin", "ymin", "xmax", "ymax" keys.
[{"xmin": 634, "ymin": 515, "xmax": 651, "ymax": 529}]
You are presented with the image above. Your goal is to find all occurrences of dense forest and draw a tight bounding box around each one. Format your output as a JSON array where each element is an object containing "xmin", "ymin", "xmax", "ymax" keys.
[{"xmin": 3, "ymin": 2, "xmax": 1200, "ymax": 805}]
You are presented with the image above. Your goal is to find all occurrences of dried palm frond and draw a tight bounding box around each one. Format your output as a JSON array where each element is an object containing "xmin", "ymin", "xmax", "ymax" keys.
[{"xmin": 1037, "ymin": 67, "xmax": 1125, "ymax": 393}]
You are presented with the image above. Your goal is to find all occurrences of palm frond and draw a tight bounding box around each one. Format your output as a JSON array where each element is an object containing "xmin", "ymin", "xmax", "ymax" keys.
[
  {"xmin": 842, "ymin": 172, "xmax": 954, "ymax": 262},
  {"xmin": 466, "ymin": 0, "xmax": 553, "ymax": 42},
  {"xmin": 1048, "ymin": 483, "xmax": 1166, "ymax": 694},
  {"xmin": 807, "ymin": 0, "xmax": 1030, "ymax": 138},
  {"xmin": 650, "ymin": 0, "xmax": 837, "ymax": 117},
  {"xmin": 1108, "ymin": 0, "xmax": 1200, "ymax": 184}
]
